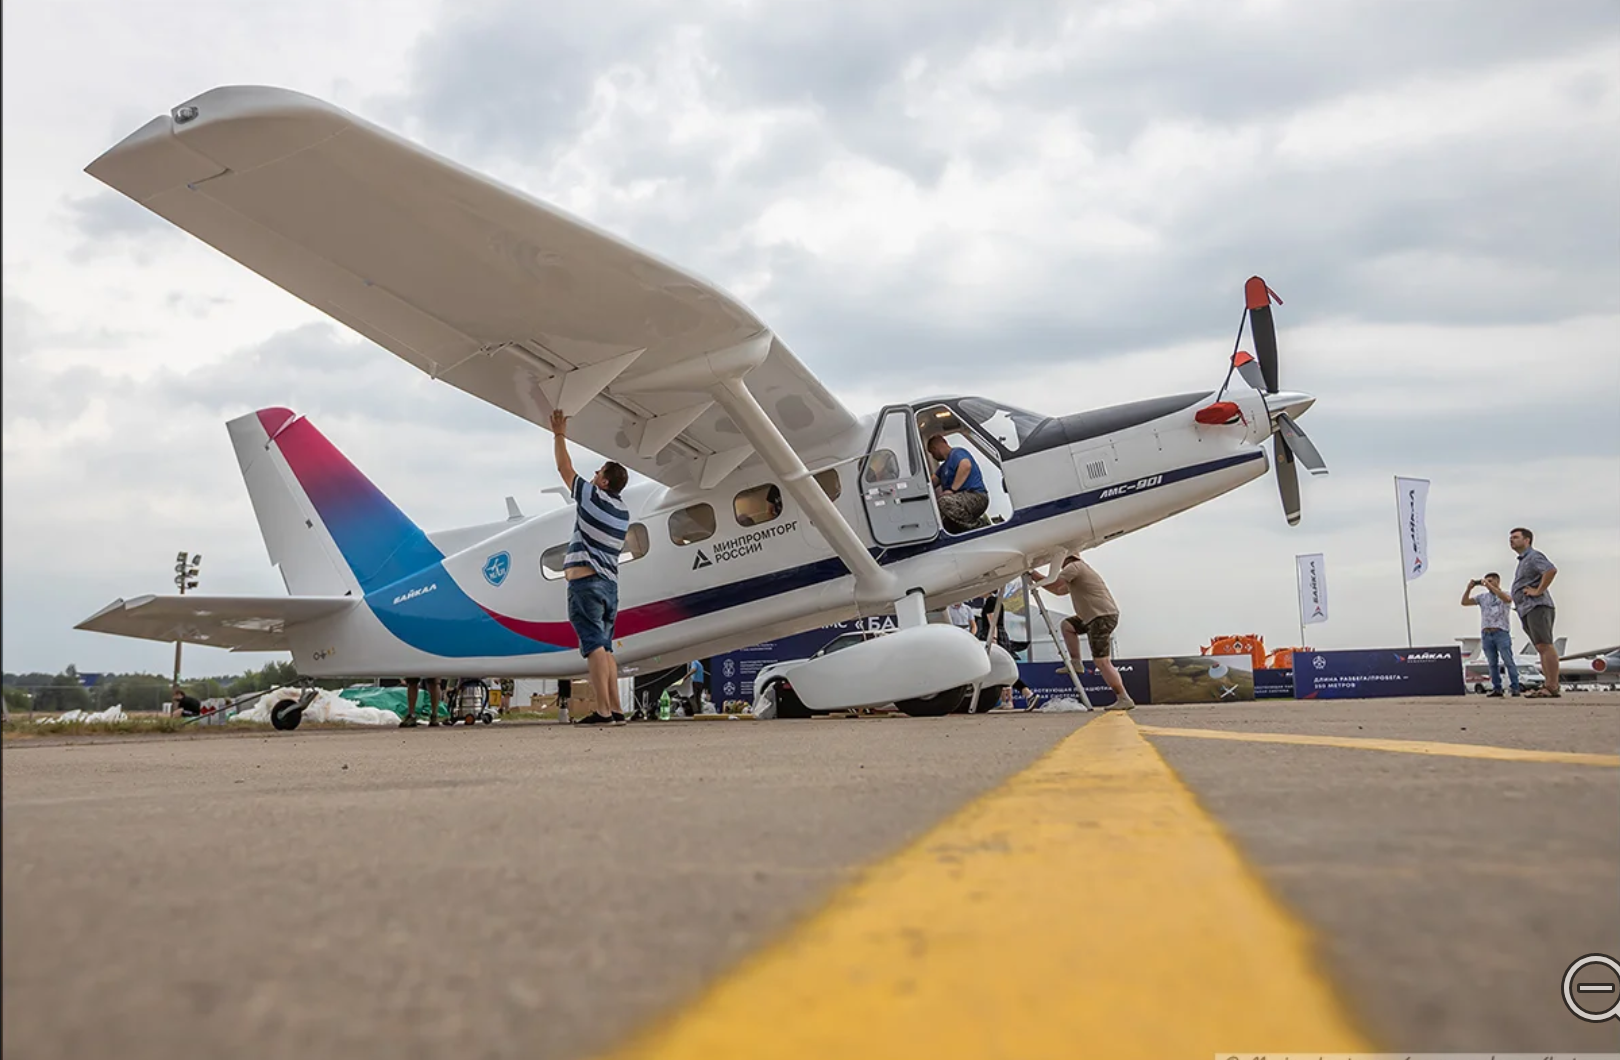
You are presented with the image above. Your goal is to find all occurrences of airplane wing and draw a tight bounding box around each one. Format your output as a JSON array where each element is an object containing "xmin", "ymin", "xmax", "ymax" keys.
[
  {"xmin": 85, "ymin": 86, "xmax": 860, "ymax": 489},
  {"xmin": 75, "ymin": 595, "xmax": 355, "ymax": 652},
  {"xmin": 1560, "ymin": 644, "xmax": 1620, "ymax": 661}
]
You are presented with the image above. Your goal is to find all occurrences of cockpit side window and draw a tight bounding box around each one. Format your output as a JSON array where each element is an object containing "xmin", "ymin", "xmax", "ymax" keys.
[{"xmin": 955, "ymin": 397, "xmax": 1048, "ymax": 454}]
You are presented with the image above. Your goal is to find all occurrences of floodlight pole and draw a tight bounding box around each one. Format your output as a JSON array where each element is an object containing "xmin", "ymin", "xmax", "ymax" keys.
[{"xmin": 171, "ymin": 552, "xmax": 201, "ymax": 707}]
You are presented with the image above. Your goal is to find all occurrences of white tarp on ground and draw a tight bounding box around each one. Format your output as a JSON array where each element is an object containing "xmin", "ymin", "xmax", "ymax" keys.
[
  {"xmin": 1032, "ymin": 697, "xmax": 1090, "ymax": 713},
  {"xmin": 34, "ymin": 705, "xmax": 128, "ymax": 724},
  {"xmin": 232, "ymin": 687, "xmax": 401, "ymax": 727}
]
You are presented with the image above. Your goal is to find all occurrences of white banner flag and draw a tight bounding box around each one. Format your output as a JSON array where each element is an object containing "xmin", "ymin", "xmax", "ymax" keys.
[
  {"xmin": 1296, "ymin": 553, "xmax": 1329, "ymax": 625},
  {"xmin": 1395, "ymin": 476, "xmax": 1431, "ymax": 581}
]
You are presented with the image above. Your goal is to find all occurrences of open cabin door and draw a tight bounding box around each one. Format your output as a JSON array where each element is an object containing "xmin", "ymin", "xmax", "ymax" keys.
[{"xmin": 859, "ymin": 405, "xmax": 941, "ymax": 547}]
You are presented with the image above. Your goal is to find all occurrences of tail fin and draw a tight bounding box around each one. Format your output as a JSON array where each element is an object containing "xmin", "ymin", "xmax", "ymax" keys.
[
  {"xmin": 228, "ymin": 408, "xmax": 443, "ymax": 597},
  {"xmin": 1555, "ymin": 636, "xmax": 1567, "ymax": 656},
  {"xmin": 1456, "ymin": 636, "xmax": 1482, "ymax": 661}
]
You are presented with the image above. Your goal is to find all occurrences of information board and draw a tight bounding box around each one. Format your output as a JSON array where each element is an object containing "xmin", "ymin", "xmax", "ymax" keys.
[{"xmin": 1292, "ymin": 647, "xmax": 1465, "ymax": 699}]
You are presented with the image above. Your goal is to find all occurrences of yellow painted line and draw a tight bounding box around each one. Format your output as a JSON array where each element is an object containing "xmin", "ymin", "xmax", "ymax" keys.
[
  {"xmin": 1137, "ymin": 724, "xmax": 1620, "ymax": 767},
  {"xmin": 597, "ymin": 712, "xmax": 1373, "ymax": 1060}
]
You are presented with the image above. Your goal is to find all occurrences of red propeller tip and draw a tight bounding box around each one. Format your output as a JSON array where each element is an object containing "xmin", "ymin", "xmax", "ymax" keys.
[{"xmin": 1244, "ymin": 276, "xmax": 1281, "ymax": 310}]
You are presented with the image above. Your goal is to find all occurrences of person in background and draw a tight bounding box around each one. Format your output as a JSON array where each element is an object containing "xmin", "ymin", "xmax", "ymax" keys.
[
  {"xmin": 1509, "ymin": 527, "xmax": 1560, "ymax": 699},
  {"xmin": 975, "ymin": 592, "xmax": 1041, "ymax": 712},
  {"xmin": 677, "ymin": 659, "xmax": 708, "ymax": 716},
  {"xmin": 171, "ymin": 687, "xmax": 202, "ymax": 717},
  {"xmin": 400, "ymin": 677, "xmax": 442, "ymax": 727},
  {"xmin": 1461, "ymin": 573, "xmax": 1519, "ymax": 697}
]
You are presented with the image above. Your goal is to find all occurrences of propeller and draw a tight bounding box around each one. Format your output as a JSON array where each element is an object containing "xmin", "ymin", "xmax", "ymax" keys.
[
  {"xmin": 1225, "ymin": 276, "xmax": 1327, "ymax": 526},
  {"xmin": 1245, "ymin": 276, "xmax": 1281, "ymax": 393}
]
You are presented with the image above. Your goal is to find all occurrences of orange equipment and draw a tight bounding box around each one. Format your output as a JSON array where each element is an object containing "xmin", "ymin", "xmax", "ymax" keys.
[
  {"xmin": 1202, "ymin": 635, "xmax": 1312, "ymax": 670},
  {"xmin": 1201, "ymin": 634, "xmax": 1268, "ymax": 669}
]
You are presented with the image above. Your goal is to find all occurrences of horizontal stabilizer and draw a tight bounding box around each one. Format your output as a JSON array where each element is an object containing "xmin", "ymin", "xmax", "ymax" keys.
[{"xmin": 75, "ymin": 594, "xmax": 354, "ymax": 652}]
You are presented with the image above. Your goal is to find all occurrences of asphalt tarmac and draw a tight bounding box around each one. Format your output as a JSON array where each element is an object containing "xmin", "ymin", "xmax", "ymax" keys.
[{"xmin": 4, "ymin": 694, "xmax": 1617, "ymax": 1059}]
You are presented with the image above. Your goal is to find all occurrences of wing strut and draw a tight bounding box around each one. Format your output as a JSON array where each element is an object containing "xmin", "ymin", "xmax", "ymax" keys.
[{"xmin": 620, "ymin": 331, "xmax": 900, "ymax": 604}]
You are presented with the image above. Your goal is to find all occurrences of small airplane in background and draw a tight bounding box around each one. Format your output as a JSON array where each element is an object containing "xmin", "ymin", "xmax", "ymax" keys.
[
  {"xmin": 1457, "ymin": 636, "xmax": 1620, "ymax": 693},
  {"xmin": 74, "ymin": 85, "xmax": 1329, "ymax": 723},
  {"xmin": 1552, "ymin": 642, "xmax": 1620, "ymax": 687}
]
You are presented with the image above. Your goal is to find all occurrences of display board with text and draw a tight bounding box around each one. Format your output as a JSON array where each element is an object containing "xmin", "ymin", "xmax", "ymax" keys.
[{"xmin": 1292, "ymin": 647, "xmax": 1464, "ymax": 699}]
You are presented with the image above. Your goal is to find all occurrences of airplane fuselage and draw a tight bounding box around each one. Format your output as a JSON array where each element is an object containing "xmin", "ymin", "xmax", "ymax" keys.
[{"xmin": 286, "ymin": 387, "xmax": 1281, "ymax": 679}]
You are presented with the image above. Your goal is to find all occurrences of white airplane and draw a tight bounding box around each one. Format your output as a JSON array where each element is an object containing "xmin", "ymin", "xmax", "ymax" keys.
[
  {"xmin": 1552, "ymin": 642, "xmax": 1620, "ymax": 687},
  {"xmin": 74, "ymin": 86, "xmax": 1328, "ymax": 722},
  {"xmin": 1456, "ymin": 636, "xmax": 1620, "ymax": 692}
]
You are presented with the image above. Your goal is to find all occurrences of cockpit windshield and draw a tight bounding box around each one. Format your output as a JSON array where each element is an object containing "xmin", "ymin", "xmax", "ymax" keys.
[{"xmin": 955, "ymin": 397, "xmax": 1048, "ymax": 454}]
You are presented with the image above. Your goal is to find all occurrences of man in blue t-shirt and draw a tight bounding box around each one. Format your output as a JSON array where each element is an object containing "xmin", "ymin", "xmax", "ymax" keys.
[{"xmin": 926, "ymin": 434, "xmax": 989, "ymax": 533}]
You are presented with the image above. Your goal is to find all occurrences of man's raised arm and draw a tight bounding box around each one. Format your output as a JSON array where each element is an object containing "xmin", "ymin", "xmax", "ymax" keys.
[{"xmin": 551, "ymin": 410, "xmax": 577, "ymax": 487}]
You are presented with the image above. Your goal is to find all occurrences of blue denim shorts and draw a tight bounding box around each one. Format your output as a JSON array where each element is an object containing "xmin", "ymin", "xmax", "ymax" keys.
[{"xmin": 567, "ymin": 573, "xmax": 619, "ymax": 657}]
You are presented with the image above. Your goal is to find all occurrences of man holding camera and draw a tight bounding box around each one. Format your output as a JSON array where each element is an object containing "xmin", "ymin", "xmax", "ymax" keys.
[{"xmin": 1461, "ymin": 573, "xmax": 1519, "ymax": 697}]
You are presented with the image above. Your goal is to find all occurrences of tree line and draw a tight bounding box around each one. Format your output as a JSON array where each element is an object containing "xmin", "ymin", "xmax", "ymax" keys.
[{"xmin": 2, "ymin": 661, "xmax": 350, "ymax": 715}]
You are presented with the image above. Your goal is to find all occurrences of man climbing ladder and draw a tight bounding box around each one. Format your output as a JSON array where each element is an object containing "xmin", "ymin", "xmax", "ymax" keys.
[{"xmin": 1029, "ymin": 554, "xmax": 1136, "ymax": 710}]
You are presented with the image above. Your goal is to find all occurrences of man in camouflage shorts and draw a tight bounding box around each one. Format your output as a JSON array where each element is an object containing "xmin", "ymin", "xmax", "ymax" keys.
[{"xmin": 1034, "ymin": 553, "xmax": 1134, "ymax": 710}]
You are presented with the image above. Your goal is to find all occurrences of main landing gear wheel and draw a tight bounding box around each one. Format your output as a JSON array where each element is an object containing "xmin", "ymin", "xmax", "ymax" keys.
[
  {"xmin": 896, "ymin": 685, "xmax": 972, "ymax": 717},
  {"xmin": 972, "ymin": 685, "xmax": 1008, "ymax": 714},
  {"xmin": 759, "ymin": 682, "xmax": 812, "ymax": 720}
]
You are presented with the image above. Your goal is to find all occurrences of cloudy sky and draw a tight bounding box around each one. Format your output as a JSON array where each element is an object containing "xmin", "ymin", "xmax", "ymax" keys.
[{"xmin": 4, "ymin": 0, "xmax": 1617, "ymax": 678}]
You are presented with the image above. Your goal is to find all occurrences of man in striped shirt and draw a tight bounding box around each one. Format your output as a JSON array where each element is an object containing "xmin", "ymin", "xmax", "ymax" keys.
[{"xmin": 552, "ymin": 410, "xmax": 631, "ymax": 725}]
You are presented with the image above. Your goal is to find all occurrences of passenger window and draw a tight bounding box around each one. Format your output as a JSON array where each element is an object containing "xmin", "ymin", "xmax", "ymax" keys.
[
  {"xmin": 815, "ymin": 468, "xmax": 841, "ymax": 502},
  {"xmin": 669, "ymin": 504, "xmax": 716, "ymax": 546},
  {"xmin": 540, "ymin": 544, "xmax": 568, "ymax": 581},
  {"xmin": 734, "ymin": 484, "xmax": 783, "ymax": 528},
  {"xmin": 621, "ymin": 523, "xmax": 649, "ymax": 562}
]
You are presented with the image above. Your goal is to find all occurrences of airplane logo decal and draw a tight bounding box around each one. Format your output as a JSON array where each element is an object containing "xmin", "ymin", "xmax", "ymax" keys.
[
  {"xmin": 692, "ymin": 550, "xmax": 712, "ymax": 571},
  {"xmin": 483, "ymin": 551, "xmax": 511, "ymax": 587}
]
